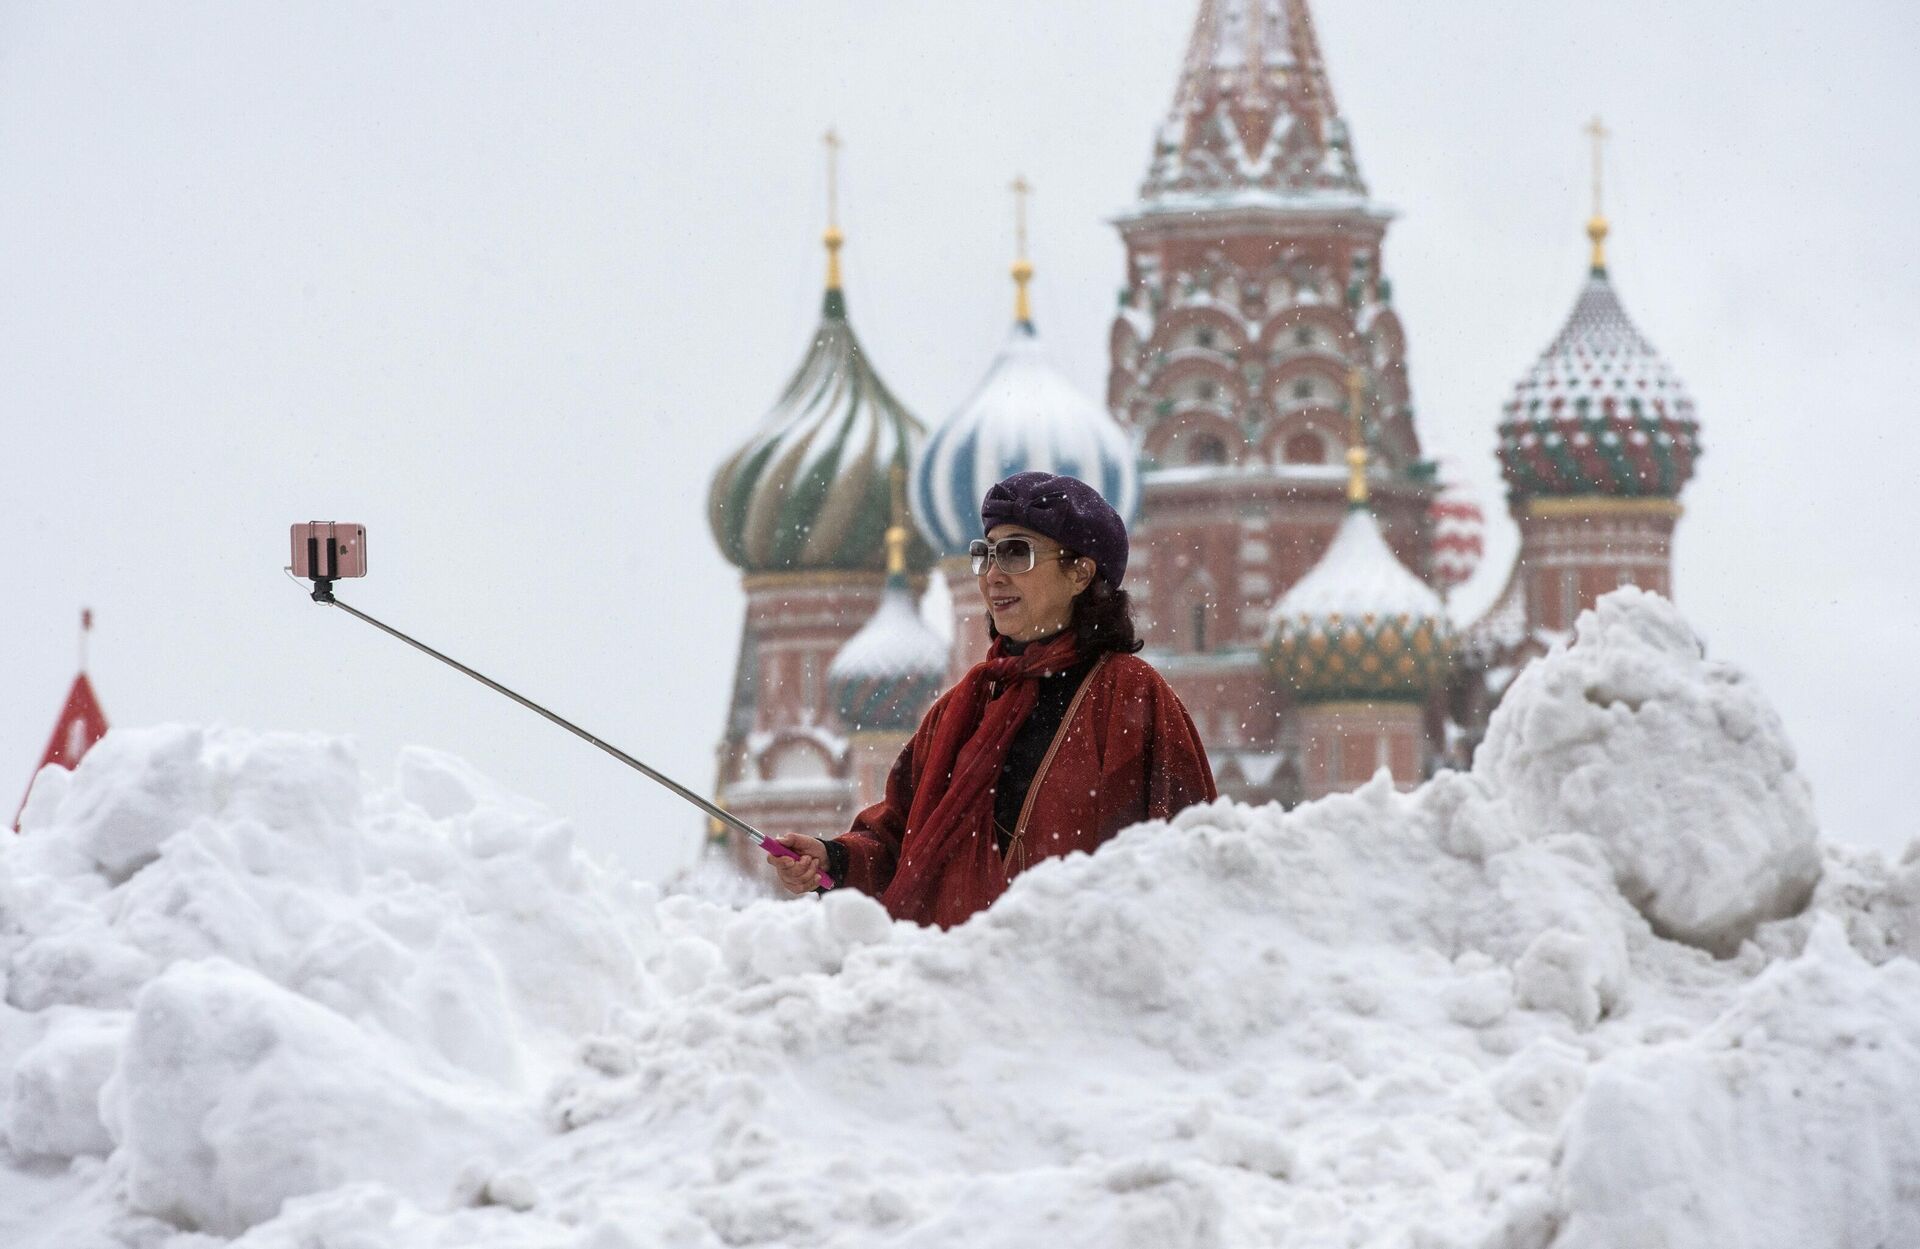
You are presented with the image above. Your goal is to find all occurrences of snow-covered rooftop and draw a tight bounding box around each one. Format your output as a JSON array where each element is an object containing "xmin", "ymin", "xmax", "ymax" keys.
[
  {"xmin": 1272, "ymin": 505, "xmax": 1446, "ymax": 625},
  {"xmin": 828, "ymin": 581, "xmax": 947, "ymax": 682},
  {"xmin": 1506, "ymin": 270, "xmax": 1695, "ymax": 424}
]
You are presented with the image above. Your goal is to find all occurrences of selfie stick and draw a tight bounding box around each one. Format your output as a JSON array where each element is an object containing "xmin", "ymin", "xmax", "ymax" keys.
[{"xmin": 294, "ymin": 546, "xmax": 833, "ymax": 889}]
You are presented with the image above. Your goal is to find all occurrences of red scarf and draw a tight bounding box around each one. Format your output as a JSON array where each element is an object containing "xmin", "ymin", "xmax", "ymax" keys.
[{"xmin": 879, "ymin": 630, "xmax": 1081, "ymax": 925}]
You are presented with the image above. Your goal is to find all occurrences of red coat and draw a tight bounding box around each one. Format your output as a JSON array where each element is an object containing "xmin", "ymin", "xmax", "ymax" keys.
[{"xmin": 833, "ymin": 652, "xmax": 1216, "ymax": 928}]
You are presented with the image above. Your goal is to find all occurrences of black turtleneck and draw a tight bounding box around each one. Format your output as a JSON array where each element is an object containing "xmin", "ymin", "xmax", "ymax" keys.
[{"xmin": 989, "ymin": 637, "xmax": 1097, "ymax": 853}]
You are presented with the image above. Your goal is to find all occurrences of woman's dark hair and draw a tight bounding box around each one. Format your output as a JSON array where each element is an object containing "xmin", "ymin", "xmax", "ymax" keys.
[{"xmin": 985, "ymin": 550, "xmax": 1143, "ymax": 655}]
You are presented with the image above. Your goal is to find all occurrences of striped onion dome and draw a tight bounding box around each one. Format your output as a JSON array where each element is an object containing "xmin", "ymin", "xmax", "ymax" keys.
[
  {"xmin": 1264, "ymin": 505, "xmax": 1453, "ymax": 703},
  {"xmin": 709, "ymin": 283, "xmax": 931, "ymax": 574},
  {"xmin": 828, "ymin": 562, "xmax": 947, "ymax": 734},
  {"xmin": 1426, "ymin": 476, "xmax": 1484, "ymax": 597},
  {"xmin": 911, "ymin": 319, "xmax": 1139, "ymax": 557},
  {"xmin": 1497, "ymin": 257, "xmax": 1701, "ymax": 500}
]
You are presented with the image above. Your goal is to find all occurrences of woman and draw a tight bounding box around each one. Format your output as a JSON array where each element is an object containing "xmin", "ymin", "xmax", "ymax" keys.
[{"xmin": 766, "ymin": 470, "xmax": 1216, "ymax": 929}]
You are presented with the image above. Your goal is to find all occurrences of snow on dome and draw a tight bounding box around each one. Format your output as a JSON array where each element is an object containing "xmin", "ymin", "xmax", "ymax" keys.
[
  {"xmin": 1265, "ymin": 506, "xmax": 1452, "ymax": 701},
  {"xmin": 1277, "ymin": 506, "xmax": 1445, "ymax": 621},
  {"xmin": 828, "ymin": 578, "xmax": 947, "ymax": 733},
  {"xmin": 911, "ymin": 324, "xmax": 1138, "ymax": 557},
  {"xmin": 829, "ymin": 584, "xmax": 946, "ymax": 684},
  {"xmin": 709, "ymin": 289, "xmax": 931, "ymax": 574},
  {"xmin": 1476, "ymin": 586, "xmax": 1821, "ymax": 954},
  {"xmin": 1498, "ymin": 269, "xmax": 1702, "ymax": 499},
  {"xmin": 7, "ymin": 610, "xmax": 1920, "ymax": 1247}
]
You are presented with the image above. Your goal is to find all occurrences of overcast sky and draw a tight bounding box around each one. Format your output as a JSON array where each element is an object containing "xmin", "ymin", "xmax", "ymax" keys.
[{"xmin": 4, "ymin": 1, "xmax": 1916, "ymax": 877}]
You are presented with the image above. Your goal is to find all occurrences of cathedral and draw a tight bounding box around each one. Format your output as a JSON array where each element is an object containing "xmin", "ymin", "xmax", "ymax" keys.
[{"xmin": 700, "ymin": 0, "xmax": 1702, "ymax": 882}]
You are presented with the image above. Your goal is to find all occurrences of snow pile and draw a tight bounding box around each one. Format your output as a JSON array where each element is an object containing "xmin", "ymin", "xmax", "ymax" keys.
[
  {"xmin": 4, "ymin": 588, "xmax": 1918, "ymax": 1249},
  {"xmin": 1477, "ymin": 587, "xmax": 1822, "ymax": 953},
  {"xmin": 1, "ymin": 729, "xmax": 646, "ymax": 1239}
]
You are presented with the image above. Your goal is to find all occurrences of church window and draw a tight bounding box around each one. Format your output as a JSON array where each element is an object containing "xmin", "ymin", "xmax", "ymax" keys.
[
  {"xmin": 1191, "ymin": 601, "xmax": 1209, "ymax": 653},
  {"xmin": 1294, "ymin": 326, "xmax": 1313, "ymax": 348},
  {"xmin": 1284, "ymin": 431, "xmax": 1325, "ymax": 464},
  {"xmin": 1188, "ymin": 433, "xmax": 1228, "ymax": 465},
  {"xmin": 1293, "ymin": 378, "xmax": 1313, "ymax": 400},
  {"xmin": 1196, "ymin": 327, "xmax": 1216, "ymax": 349}
]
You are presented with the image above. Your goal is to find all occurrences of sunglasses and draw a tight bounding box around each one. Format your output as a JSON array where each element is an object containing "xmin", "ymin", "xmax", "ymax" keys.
[{"xmin": 969, "ymin": 536, "xmax": 1074, "ymax": 576}]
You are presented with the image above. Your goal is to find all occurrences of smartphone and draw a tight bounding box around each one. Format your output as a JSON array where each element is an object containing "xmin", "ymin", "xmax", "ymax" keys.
[{"xmin": 290, "ymin": 522, "xmax": 368, "ymax": 580}]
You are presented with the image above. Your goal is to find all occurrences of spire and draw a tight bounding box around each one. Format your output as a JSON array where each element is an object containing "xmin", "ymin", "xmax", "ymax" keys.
[
  {"xmin": 822, "ymin": 126, "xmax": 847, "ymax": 317},
  {"xmin": 1344, "ymin": 366, "xmax": 1368, "ymax": 509},
  {"xmin": 1138, "ymin": 0, "xmax": 1367, "ymax": 206},
  {"xmin": 79, "ymin": 607, "xmax": 92, "ymax": 673},
  {"xmin": 884, "ymin": 463, "xmax": 910, "ymax": 581},
  {"xmin": 1585, "ymin": 115, "xmax": 1610, "ymax": 275},
  {"xmin": 1010, "ymin": 174, "xmax": 1035, "ymax": 331}
]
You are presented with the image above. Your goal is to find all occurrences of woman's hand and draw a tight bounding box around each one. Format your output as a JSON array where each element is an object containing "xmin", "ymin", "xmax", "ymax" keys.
[{"xmin": 767, "ymin": 833, "xmax": 828, "ymax": 894}]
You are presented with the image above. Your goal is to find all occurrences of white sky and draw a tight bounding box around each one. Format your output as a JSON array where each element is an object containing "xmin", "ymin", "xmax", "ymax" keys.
[{"xmin": 4, "ymin": 1, "xmax": 1916, "ymax": 878}]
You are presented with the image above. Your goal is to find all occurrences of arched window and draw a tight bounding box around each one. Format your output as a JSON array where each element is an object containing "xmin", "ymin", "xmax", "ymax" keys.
[
  {"xmin": 1190, "ymin": 601, "xmax": 1209, "ymax": 653},
  {"xmin": 1188, "ymin": 433, "xmax": 1228, "ymax": 466},
  {"xmin": 1283, "ymin": 432, "xmax": 1326, "ymax": 464}
]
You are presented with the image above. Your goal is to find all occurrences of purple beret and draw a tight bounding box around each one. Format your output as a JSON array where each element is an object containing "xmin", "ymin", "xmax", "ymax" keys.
[{"xmin": 980, "ymin": 471, "xmax": 1130, "ymax": 588}]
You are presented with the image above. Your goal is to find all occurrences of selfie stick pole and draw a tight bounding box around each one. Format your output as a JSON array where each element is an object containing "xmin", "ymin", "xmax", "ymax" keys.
[{"xmin": 300, "ymin": 577, "xmax": 833, "ymax": 889}]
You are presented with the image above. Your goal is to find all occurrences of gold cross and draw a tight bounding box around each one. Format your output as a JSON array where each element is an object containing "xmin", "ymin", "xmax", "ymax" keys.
[
  {"xmin": 1010, "ymin": 174, "xmax": 1032, "ymax": 262},
  {"xmin": 824, "ymin": 126, "xmax": 842, "ymax": 229},
  {"xmin": 1585, "ymin": 115, "xmax": 1609, "ymax": 219}
]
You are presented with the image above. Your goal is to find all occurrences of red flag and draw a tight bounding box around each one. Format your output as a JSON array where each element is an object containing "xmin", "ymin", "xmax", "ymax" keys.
[{"xmin": 14, "ymin": 673, "xmax": 109, "ymax": 831}]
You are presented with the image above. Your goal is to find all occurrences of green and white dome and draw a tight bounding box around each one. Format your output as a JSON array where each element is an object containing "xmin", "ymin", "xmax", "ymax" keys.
[{"xmin": 709, "ymin": 243, "xmax": 931, "ymax": 575}]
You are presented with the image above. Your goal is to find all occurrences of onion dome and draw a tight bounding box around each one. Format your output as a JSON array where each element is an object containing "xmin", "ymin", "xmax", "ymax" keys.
[
  {"xmin": 1266, "ymin": 372, "xmax": 1452, "ymax": 702},
  {"xmin": 911, "ymin": 181, "xmax": 1138, "ymax": 555},
  {"xmin": 709, "ymin": 223, "xmax": 930, "ymax": 575},
  {"xmin": 1496, "ymin": 216, "xmax": 1701, "ymax": 500},
  {"xmin": 1426, "ymin": 476, "xmax": 1484, "ymax": 598},
  {"xmin": 828, "ymin": 484, "xmax": 947, "ymax": 733}
]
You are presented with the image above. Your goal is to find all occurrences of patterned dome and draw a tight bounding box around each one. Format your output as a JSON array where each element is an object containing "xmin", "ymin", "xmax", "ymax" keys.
[
  {"xmin": 911, "ymin": 321, "xmax": 1139, "ymax": 556},
  {"xmin": 1497, "ymin": 268, "xmax": 1702, "ymax": 499},
  {"xmin": 709, "ymin": 286, "xmax": 931, "ymax": 574},
  {"xmin": 1427, "ymin": 477, "xmax": 1484, "ymax": 597},
  {"xmin": 828, "ymin": 567, "xmax": 947, "ymax": 734},
  {"xmin": 1264, "ymin": 507, "xmax": 1453, "ymax": 703}
]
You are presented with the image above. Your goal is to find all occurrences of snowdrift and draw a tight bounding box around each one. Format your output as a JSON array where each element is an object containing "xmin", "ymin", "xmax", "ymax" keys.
[{"xmin": 4, "ymin": 588, "xmax": 1918, "ymax": 1248}]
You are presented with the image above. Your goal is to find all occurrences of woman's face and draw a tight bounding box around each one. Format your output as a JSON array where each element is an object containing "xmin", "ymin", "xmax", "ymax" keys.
[{"xmin": 979, "ymin": 523, "xmax": 1095, "ymax": 643}]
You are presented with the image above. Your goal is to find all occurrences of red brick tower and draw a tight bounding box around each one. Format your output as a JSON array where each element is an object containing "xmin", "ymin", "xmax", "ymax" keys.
[
  {"xmin": 704, "ymin": 137, "xmax": 930, "ymax": 881},
  {"xmin": 1107, "ymin": 0, "xmax": 1439, "ymax": 804},
  {"xmin": 1457, "ymin": 122, "xmax": 1702, "ymax": 743}
]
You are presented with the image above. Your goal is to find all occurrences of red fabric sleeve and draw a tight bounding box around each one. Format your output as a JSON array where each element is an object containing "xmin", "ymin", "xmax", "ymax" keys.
[
  {"xmin": 831, "ymin": 690, "xmax": 951, "ymax": 897},
  {"xmin": 1144, "ymin": 670, "xmax": 1217, "ymax": 819}
]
